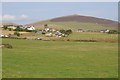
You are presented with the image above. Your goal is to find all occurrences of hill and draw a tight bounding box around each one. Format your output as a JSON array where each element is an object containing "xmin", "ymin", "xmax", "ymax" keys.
[
  {"xmin": 50, "ymin": 14, "xmax": 118, "ymax": 27},
  {"xmin": 26, "ymin": 15, "xmax": 118, "ymax": 31},
  {"xmin": 1, "ymin": 22, "xmax": 18, "ymax": 26}
]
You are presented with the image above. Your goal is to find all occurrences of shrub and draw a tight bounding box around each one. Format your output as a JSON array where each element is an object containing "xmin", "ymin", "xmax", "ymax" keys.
[
  {"xmin": 15, "ymin": 27, "xmax": 24, "ymax": 31},
  {"xmin": 14, "ymin": 31, "xmax": 20, "ymax": 37},
  {"xmin": 108, "ymin": 30, "xmax": 118, "ymax": 34},
  {"xmin": 2, "ymin": 44, "xmax": 13, "ymax": 49},
  {"xmin": 3, "ymin": 26, "xmax": 8, "ymax": 30},
  {"xmin": 66, "ymin": 29, "xmax": 72, "ymax": 35},
  {"xmin": 59, "ymin": 29, "xmax": 72, "ymax": 35},
  {"xmin": 8, "ymin": 28, "xmax": 12, "ymax": 31},
  {"xmin": 44, "ymin": 24, "xmax": 48, "ymax": 27},
  {"xmin": 59, "ymin": 29, "xmax": 66, "ymax": 34}
]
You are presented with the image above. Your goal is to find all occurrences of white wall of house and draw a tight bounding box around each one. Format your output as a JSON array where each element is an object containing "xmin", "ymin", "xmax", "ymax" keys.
[
  {"xmin": 27, "ymin": 26, "xmax": 35, "ymax": 30},
  {"xmin": 8, "ymin": 26, "xmax": 16, "ymax": 30},
  {"xmin": 45, "ymin": 28, "xmax": 50, "ymax": 32}
]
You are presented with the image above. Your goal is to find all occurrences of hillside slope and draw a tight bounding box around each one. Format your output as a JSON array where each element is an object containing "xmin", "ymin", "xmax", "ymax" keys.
[
  {"xmin": 1, "ymin": 22, "xmax": 18, "ymax": 25},
  {"xmin": 26, "ymin": 15, "xmax": 118, "ymax": 30},
  {"xmin": 50, "ymin": 15, "xmax": 118, "ymax": 27}
]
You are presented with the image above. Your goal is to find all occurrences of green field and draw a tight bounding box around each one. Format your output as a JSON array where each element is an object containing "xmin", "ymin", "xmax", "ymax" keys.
[
  {"xmin": 2, "ymin": 38, "xmax": 118, "ymax": 78},
  {"xmin": 2, "ymin": 29, "xmax": 117, "ymax": 43}
]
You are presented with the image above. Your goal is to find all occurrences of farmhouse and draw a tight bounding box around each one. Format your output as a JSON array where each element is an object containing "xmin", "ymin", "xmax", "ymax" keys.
[
  {"xmin": 45, "ymin": 33, "xmax": 52, "ymax": 37},
  {"xmin": 44, "ymin": 26, "xmax": 50, "ymax": 32},
  {"xmin": 100, "ymin": 29, "xmax": 110, "ymax": 33},
  {"xmin": 4, "ymin": 25, "xmax": 17, "ymax": 30},
  {"xmin": 55, "ymin": 31, "xmax": 62, "ymax": 36},
  {"xmin": 0, "ymin": 34, "xmax": 4, "ymax": 37},
  {"xmin": 0, "ymin": 34, "xmax": 9, "ymax": 38},
  {"xmin": 16, "ymin": 25, "xmax": 24, "ymax": 29},
  {"xmin": 26, "ymin": 26, "xmax": 35, "ymax": 31},
  {"xmin": 8, "ymin": 26, "xmax": 16, "ymax": 30}
]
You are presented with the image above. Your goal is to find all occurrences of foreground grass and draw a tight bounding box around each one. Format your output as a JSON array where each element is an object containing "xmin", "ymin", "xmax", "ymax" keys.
[{"xmin": 2, "ymin": 38, "xmax": 118, "ymax": 78}]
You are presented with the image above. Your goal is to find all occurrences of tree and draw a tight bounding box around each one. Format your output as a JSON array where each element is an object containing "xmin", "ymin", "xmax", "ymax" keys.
[
  {"xmin": 8, "ymin": 28, "xmax": 12, "ymax": 31},
  {"xmin": 108, "ymin": 30, "xmax": 118, "ymax": 34},
  {"xmin": 14, "ymin": 31, "xmax": 20, "ymax": 37},
  {"xmin": 59, "ymin": 29, "xmax": 66, "ymax": 34},
  {"xmin": 3, "ymin": 26, "xmax": 8, "ymax": 30},
  {"xmin": 44, "ymin": 24, "xmax": 48, "ymax": 27},
  {"xmin": 59, "ymin": 29, "xmax": 72, "ymax": 35},
  {"xmin": 14, "ymin": 26, "xmax": 24, "ymax": 31},
  {"xmin": 66, "ymin": 29, "xmax": 72, "ymax": 35}
]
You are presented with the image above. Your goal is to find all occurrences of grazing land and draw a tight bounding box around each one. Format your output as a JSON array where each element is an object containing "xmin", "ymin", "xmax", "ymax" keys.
[
  {"xmin": 1, "ymin": 15, "xmax": 118, "ymax": 78},
  {"xmin": 2, "ymin": 38, "xmax": 118, "ymax": 78}
]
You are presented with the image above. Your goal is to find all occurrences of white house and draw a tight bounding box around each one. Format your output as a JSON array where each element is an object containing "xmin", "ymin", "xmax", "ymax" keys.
[
  {"xmin": 55, "ymin": 31, "xmax": 62, "ymax": 36},
  {"xmin": 27, "ymin": 26, "xmax": 35, "ymax": 31},
  {"xmin": 100, "ymin": 29, "xmax": 110, "ymax": 33},
  {"xmin": 105, "ymin": 29, "xmax": 110, "ymax": 33},
  {"xmin": 45, "ymin": 33, "xmax": 52, "ymax": 37},
  {"xmin": 0, "ymin": 34, "xmax": 4, "ymax": 37},
  {"xmin": 44, "ymin": 27, "xmax": 50, "ymax": 32},
  {"xmin": 7, "ymin": 26, "xmax": 16, "ymax": 30},
  {"xmin": 0, "ymin": 34, "xmax": 8, "ymax": 38}
]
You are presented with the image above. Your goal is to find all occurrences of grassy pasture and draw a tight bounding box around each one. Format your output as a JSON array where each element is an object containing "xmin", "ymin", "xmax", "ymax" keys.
[
  {"xmin": 67, "ymin": 32, "xmax": 118, "ymax": 42},
  {"xmin": 2, "ymin": 38, "xmax": 118, "ymax": 78},
  {"xmin": 1, "ymin": 28, "xmax": 117, "ymax": 42},
  {"xmin": 7, "ymin": 32, "xmax": 118, "ymax": 43}
]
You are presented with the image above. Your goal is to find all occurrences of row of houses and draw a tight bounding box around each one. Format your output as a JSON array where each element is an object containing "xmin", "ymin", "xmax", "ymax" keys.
[
  {"xmin": 0, "ymin": 34, "xmax": 9, "ymax": 38},
  {"xmin": 37, "ymin": 26, "xmax": 69, "ymax": 37},
  {"xmin": 44, "ymin": 31, "xmax": 67, "ymax": 37},
  {"xmin": 1, "ymin": 24, "xmax": 110, "ymax": 33},
  {"xmin": 100, "ymin": 29, "xmax": 110, "ymax": 33},
  {"xmin": 1, "ymin": 24, "xmax": 69, "ymax": 38}
]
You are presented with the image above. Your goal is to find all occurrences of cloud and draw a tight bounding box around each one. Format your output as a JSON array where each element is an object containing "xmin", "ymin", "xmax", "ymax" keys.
[
  {"xmin": 1, "ymin": 0, "xmax": 119, "ymax": 2},
  {"xmin": 1, "ymin": 14, "xmax": 29, "ymax": 21},
  {"xmin": 2, "ymin": 14, "xmax": 16, "ymax": 20},
  {"xmin": 20, "ymin": 14, "xmax": 28, "ymax": 20}
]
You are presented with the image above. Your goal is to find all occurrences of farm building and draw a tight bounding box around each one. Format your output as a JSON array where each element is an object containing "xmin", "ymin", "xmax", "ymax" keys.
[
  {"xmin": 26, "ymin": 26, "xmax": 35, "ymax": 31},
  {"xmin": 100, "ymin": 29, "xmax": 110, "ymax": 33},
  {"xmin": 3, "ymin": 25, "xmax": 17, "ymax": 30},
  {"xmin": 0, "ymin": 34, "xmax": 9, "ymax": 38},
  {"xmin": 44, "ymin": 26, "xmax": 50, "ymax": 32}
]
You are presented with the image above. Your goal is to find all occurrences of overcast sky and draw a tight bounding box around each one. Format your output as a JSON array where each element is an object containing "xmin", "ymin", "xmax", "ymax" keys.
[{"xmin": 0, "ymin": 2, "xmax": 118, "ymax": 24}]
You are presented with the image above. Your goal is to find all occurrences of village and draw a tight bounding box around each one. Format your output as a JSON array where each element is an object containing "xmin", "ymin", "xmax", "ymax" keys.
[
  {"xmin": 0, "ymin": 24, "xmax": 73, "ymax": 40},
  {"xmin": 0, "ymin": 23, "xmax": 117, "ymax": 40}
]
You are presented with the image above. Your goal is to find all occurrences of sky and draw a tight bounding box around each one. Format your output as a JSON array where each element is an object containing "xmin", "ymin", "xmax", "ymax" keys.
[
  {"xmin": 0, "ymin": 2, "xmax": 118, "ymax": 24},
  {"xmin": 1, "ymin": 0, "xmax": 119, "ymax": 2}
]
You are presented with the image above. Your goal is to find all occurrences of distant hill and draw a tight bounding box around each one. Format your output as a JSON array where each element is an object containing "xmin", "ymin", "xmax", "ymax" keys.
[
  {"xmin": 50, "ymin": 14, "xmax": 118, "ymax": 27},
  {"xmin": 22, "ymin": 15, "xmax": 119, "ymax": 30},
  {"xmin": 25, "ymin": 21, "xmax": 46, "ymax": 28},
  {"xmin": 1, "ymin": 22, "xmax": 18, "ymax": 26}
]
